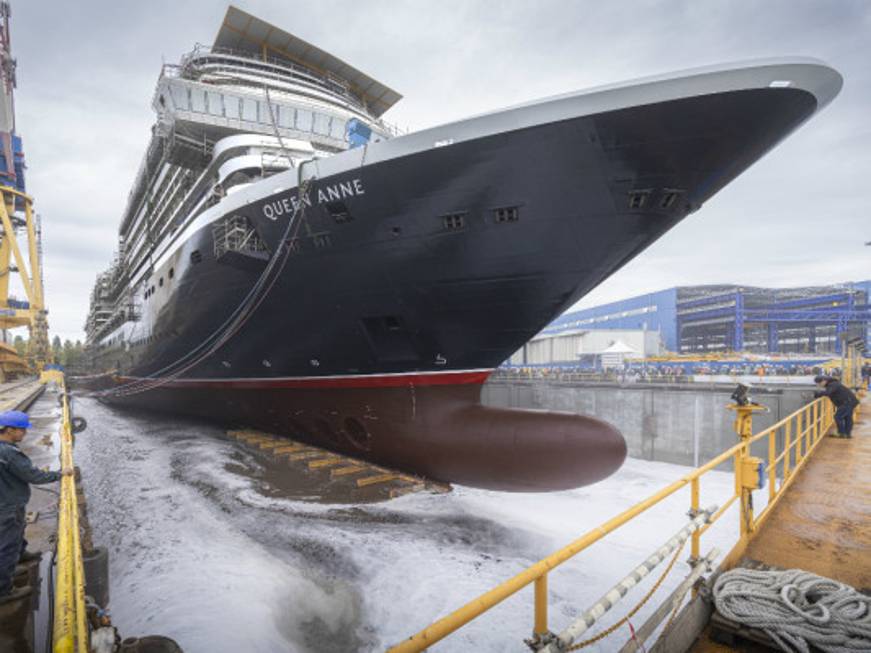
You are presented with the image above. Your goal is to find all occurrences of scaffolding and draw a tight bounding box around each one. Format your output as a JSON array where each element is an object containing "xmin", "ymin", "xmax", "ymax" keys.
[{"xmin": 212, "ymin": 214, "xmax": 268, "ymax": 259}]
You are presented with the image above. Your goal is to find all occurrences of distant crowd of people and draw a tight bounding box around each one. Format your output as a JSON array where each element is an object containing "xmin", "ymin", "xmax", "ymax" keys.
[{"xmin": 494, "ymin": 362, "xmax": 837, "ymax": 384}]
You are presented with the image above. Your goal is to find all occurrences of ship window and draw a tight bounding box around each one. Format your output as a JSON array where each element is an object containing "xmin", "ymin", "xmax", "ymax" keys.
[
  {"xmin": 659, "ymin": 189, "xmax": 683, "ymax": 210},
  {"xmin": 207, "ymin": 91, "xmax": 224, "ymax": 117},
  {"xmin": 312, "ymin": 233, "xmax": 332, "ymax": 249},
  {"xmin": 190, "ymin": 250, "xmax": 203, "ymax": 264},
  {"xmin": 325, "ymin": 201, "xmax": 352, "ymax": 223},
  {"xmin": 225, "ymin": 95, "xmax": 241, "ymax": 119},
  {"xmin": 493, "ymin": 206, "xmax": 520, "ymax": 223},
  {"xmin": 169, "ymin": 268, "xmax": 174, "ymax": 279},
  {"xmin": 296, "ymin": 109, "xmax": 313, "ymax": 132},
  {"xmin": 170, "ymin": 85, "xmax": 188, "ymax": 110},
  {"xmin": 314, "ymin": 113, "xmax": 331, "ymax": 136},
  {"xmin": 628, "ymin": 189, "xmax": 652, "ymax": 210},
  {"xmin": 242, "ymin": 98, "xmax": 258, "ymax": 122},
  {"xmin": 159, "ymin": 277, "xmax": 164, "ymax": 287},
  {"xmin": 151, "ymin": 286, "xmax": 156, "ymax": 294},
  {"xmin": 442, "ymin": 212, "xmax": 467, "ymax": 230},
  {"xmin": 330, "ymin": 119, "xmax": 345, "ymax": 140},
  {"xmin": 191, "ymin": 89, "xmax": 207, "ymax": 113},
  {"xmin": 279, "ymin": 106, "xmax": 294, "ymax": 128}
]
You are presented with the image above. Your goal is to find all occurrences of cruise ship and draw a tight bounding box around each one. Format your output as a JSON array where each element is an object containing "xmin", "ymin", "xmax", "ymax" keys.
[{"xmin": 80, "ymin": 6, "xmax": 842, "ymax": 491}]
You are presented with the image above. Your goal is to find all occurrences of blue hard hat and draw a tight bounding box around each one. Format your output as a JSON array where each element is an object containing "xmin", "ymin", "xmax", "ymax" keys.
[{"xmin": 0, "ymin": 411, "xmax": 31, "ymax": 429}]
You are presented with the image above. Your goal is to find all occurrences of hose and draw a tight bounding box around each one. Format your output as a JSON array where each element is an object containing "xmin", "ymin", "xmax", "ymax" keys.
[{"xmin": 98, "ymin": 161, "xmax": 316, "ymax": 398}]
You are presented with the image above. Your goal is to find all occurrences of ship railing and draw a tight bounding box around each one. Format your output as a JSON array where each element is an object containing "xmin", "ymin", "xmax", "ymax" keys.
[
  {"xmin": 52, "ymin": 378, "xmax": 89, "ymax": 653},
  {"xmin": 386, "ymin": 395, "xmax": 840, "ymax": 652},
  {"xmin": 177, "ymin": 44, "xmax": 368, "ymax": 111}
]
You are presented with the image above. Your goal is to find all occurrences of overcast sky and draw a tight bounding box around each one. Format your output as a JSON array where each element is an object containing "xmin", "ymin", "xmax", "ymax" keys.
[{"xmin": 9, "ymin": 0, "xmax": 871, "ymax": 342}]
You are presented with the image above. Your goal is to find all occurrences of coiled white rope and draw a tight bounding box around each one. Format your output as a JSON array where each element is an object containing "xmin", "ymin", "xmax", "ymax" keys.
[{"xmin": 713, "ymin": 568, "xmax": 871, "ymax": 653}]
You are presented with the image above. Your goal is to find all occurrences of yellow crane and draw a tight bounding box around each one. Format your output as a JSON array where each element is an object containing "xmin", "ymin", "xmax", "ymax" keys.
[
  {"xmin": 0, "ymin": 1, "xmax": 50, "ymax": 378},
  {"xmin": 0, "ymin": 186, "xmax": 49, "ymax": 377}
]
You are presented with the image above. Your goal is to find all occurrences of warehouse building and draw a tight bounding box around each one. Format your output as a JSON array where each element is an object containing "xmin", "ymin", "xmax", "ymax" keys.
[{"xmin": 510, "ymin": 281, "xmax": 871, "ymax": 364}]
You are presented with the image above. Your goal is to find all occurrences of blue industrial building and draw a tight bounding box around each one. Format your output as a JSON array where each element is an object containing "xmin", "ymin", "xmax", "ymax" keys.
[{"xmin": 545, "ymin": 282, "xmax": 871, "ymax": 355}]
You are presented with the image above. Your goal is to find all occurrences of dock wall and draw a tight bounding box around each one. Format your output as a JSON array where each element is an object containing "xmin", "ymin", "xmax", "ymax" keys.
[{"xmin": 481, "ymin": 380, "xmax": 816, "ymax": 467}]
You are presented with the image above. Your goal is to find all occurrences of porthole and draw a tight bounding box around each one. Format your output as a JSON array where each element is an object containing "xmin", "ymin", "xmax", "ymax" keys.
[
  {"xmin": 344, "ymin": 417, "xmax": 371, "ymax": 451},
  {"xmin": 169, "ymin": 268, "xmax": 174, "ymax": 279}
]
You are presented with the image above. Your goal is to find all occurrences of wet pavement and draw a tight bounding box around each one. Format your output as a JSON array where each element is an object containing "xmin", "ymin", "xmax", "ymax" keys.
[
  {"xmin": 67, "ymin": 394, "xmax": 744, "ymax": 653},
  {"xmin": 742, "ymin": 397, "xmax": 870, "ymax": 591}
]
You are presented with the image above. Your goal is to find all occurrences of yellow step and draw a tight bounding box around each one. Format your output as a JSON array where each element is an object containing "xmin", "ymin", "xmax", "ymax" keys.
[
  {"xmin": 235, "ymin": 434, "xmax": 274, "ymax": 444},
  {"xmin": 272, "ymin": 444, "xmax": 307, "ymax": 455},
  {"xmin": 331, "ymin": 465, "xmax": 367, "ymax": 477},
  {"xmin": 356, "ymin": 473, "xmax": 400, "ymax": 488},
  {"xmin": 229, "ymin": 429, "xmax": 269, "ymax": 440},
  {"xmin": 287, "ymin": 451, "xmax": 322, "ymax": 462},
  {"xmin": 308, "ymin": 457, "xmax": 345, "ymax": 469}
]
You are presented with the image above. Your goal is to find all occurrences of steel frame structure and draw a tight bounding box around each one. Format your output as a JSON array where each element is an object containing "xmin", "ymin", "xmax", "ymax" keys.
[{"xmin": 677, "ymin": 286, "xmax": 869, "ymax": 354}]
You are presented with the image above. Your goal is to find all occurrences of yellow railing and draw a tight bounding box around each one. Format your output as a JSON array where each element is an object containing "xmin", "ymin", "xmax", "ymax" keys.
[
  {"xmin": 388, "ymin": 396, "xmax": 838, "ymax": 652},
  {"xmin": 53, "ymin": 382, "xmax": 89, "ymax": 653}
]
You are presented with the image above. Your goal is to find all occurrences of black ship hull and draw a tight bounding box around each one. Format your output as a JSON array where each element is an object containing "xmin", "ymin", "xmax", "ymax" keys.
[{"xmin": 81, "ymin": 83, "xmax": 824, "ymax": 491}]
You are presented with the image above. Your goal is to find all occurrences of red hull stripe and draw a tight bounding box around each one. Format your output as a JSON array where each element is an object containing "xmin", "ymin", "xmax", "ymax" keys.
[{"xmin": 116, "ymin": 369, "xmax": 492, "ymax": 390}]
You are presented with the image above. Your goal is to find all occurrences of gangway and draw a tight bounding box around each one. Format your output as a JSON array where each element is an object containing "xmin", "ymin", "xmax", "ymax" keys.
[{"xmin": 387, "ymin": 346, "xmax": 868, "ymax": 653}]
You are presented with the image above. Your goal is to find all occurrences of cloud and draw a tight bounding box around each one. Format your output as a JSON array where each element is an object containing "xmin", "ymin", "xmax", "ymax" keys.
[{"xmin": 6, "ymin": 0, "xmax": 870, "ymax": 342}]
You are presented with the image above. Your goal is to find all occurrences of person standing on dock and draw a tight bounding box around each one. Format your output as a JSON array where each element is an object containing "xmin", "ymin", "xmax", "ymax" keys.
[
  {"xmin": 0, "ymin": 410, "xmax": 71, "ymax": 598},
  {"xmin": 813, "ymin": 375, "xmax": 859, "ymax": 438}
]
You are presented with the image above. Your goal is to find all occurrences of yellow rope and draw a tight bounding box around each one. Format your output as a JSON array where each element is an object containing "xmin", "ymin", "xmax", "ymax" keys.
[{"xmin": 566, "ymin": 540, "xmax": 687, "ymax": 651}]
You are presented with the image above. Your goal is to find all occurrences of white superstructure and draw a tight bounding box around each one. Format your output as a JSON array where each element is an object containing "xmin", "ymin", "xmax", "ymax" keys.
[{"xmin": 85, "ymin": 6, "xmax": 401, "ymax": 343}]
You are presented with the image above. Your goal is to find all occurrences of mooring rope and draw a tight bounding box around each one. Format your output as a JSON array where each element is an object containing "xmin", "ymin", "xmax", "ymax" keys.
[{"xmin": 713, "ymin": 568, "xmax": 871, "ymax": 653}]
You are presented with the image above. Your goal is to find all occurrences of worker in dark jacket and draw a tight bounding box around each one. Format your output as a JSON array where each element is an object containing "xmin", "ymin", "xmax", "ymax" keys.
[
  {"xmin": 813, "ymin": 375, "xmax": 859, "ymax": 438},
  {"xmin": 0, "ymin": 410, "xmax": 71, "ymax": 598}
]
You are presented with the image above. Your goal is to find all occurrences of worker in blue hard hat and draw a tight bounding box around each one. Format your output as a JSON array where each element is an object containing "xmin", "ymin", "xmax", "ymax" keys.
[{"xmin": 0, "ymin": 410, "xmax": 72, "ymax": 600}]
